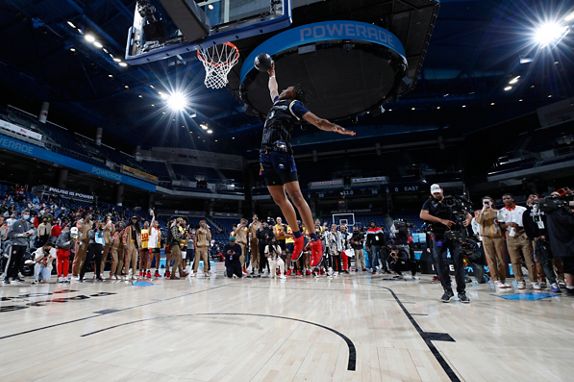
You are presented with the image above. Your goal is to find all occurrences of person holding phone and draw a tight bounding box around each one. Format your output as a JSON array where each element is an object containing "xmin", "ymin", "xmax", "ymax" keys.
[{"xmin": 476, "ymin": 196, "xmax": 511, "ymax": 290}]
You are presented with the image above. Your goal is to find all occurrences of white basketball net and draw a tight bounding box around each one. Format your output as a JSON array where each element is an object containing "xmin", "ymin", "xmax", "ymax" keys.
[{"xmin": 196, "ymin": 42, "xmax": 240, "ymax": 89}]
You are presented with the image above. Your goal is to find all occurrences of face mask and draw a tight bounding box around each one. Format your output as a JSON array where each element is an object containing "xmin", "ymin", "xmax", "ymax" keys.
[{"xmin": 23, "ymin": 215, "xmax": 30, "ymax": 220}]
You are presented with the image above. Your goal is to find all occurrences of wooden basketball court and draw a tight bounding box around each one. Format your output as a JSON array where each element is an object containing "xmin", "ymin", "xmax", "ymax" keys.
[{"xmin": 1, "ymin": 268, "xmax": 571, "ymax": 381}]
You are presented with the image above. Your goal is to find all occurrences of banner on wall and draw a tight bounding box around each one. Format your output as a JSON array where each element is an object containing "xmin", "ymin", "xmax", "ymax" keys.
[
  {"xmin": 0, "ymin": 132, "xmax": 156, "ymax": 192},
  {"xmin": 120, "ymin": 165, "xmax": 158, "ymax": 184},
  {"xmin": 0, "ymin": 118, "xmax": 43, "ymax": 141},
  {"xmin": 42, "ymin": 186, "xmax": 95, "ymax": 202}
]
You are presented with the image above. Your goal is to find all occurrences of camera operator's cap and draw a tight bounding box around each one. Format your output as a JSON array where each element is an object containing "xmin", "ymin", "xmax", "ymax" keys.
[{"xmin": 430, "ymin": 184, "xmax": 443, "ymax": 193}]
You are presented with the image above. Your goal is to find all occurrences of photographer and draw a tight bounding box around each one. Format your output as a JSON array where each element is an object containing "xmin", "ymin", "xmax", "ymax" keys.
[
  {"xmin": 476, "ymin": 196, "xmax": 511, "ymax": 290},
  {"xmin": 32, "ymin": 240, "xmax": 57, "ymax": 284},
  {"xmin": 542, "ymin": 190, "xmax": 574, "ymax": 296},
  {"xmin": 419, "ymin": 184, "xmax": 472, "ymax": 303}
]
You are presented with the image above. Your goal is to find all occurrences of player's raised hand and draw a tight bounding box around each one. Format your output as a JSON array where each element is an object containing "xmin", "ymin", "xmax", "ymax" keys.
[{"xmin": 267, "ymin": 62, "xmax": 275, "ymax": 77}]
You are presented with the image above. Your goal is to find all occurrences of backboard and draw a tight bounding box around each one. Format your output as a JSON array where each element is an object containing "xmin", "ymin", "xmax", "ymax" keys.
[{"xmin": 125, "ymin": 0, "xmax": 291, "ymax": 65}]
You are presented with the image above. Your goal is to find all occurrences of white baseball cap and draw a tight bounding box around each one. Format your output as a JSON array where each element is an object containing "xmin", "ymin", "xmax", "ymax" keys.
[{"xmin": 430, "ymin": 184, "xmax": 443, "ymax": 193}]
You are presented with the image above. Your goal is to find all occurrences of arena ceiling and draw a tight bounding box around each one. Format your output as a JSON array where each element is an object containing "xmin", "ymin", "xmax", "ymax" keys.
[{"xmin": 0, "ymin": 0, "xmax": 572, "ymax": 155}]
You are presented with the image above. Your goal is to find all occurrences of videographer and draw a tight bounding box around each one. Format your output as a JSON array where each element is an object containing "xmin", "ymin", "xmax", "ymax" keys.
[
  {"xmin": 542, "ymin": 190, "xmax": 574, "ymax": 296},
  {"xmin": 419, "ymin": 184, "xmax": 472, "ymax": 303},
  {"xmin": 523, "ymin": 194, "xmax": 560, "ymax": 293}
]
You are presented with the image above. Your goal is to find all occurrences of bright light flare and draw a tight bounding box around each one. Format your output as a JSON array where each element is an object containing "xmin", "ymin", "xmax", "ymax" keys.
[
  {"xmin": 166, "ymin": 91, "xmax": 188, "ymax": 112},
  {"xmin": 84, "ymin": 33, "xmax": 96, "ymax": 43},
  {"xmin": 533, "ymin": 21, "xmax": 569, "ymax": 47}
]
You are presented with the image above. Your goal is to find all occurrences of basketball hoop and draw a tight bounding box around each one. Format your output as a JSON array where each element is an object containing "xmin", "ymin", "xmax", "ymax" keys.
[{"xmin": 196, "ymin": 42, "xmax": 240, "ymax": 89}]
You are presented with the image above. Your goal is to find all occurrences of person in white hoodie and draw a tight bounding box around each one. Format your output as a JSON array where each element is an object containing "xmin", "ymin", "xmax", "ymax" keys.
[{"xmin": 33, "ymin": 241, "xmax": 57, "ymax": 284}]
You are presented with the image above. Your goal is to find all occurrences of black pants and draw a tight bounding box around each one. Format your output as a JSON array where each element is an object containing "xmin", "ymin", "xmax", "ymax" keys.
[
  {"xmin": 225, "ymin": 259, "xmax": 242, "ymax": 277},
  {"xmin": 390, "ymin": 261, "xmax": 417, "ymax": 276},
  {"xmin": 534, "ymin": 239, "xmax": 556, "ymax": 284},
  {"xmin": 4, "ymin": 245, "xmax": 26, "ymax": 280},
  {"xmin": 431, "ymin": 235, "xmax": 465, "ymax": 293},
  {"xmin": 81, "ymin": 243, "xmax": 103, "ymax": 280},
  {"xmin": 259, "ymin": 242, "xmax": 270, "ymax": 272}
]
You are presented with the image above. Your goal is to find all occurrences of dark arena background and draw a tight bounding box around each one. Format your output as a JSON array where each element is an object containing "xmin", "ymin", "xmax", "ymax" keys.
[{"xmin": 1, "ymin": 1, "xmax": 574, "ymax": 381}]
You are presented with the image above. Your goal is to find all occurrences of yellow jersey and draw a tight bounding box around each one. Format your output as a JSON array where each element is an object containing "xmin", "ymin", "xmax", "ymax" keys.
[{"xmin": 140, "ymin": 229, "xmax": 149, "ymax": 249}]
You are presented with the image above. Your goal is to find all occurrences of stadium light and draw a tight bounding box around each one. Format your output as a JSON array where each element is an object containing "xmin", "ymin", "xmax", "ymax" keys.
[
  {"xmin": 93, "ymin": 41, "xmax": 103, "ymax": 49},
  {"xmin": 504, "ymin": 86, "xmax": 513, "ymax": 92},
  {"xmin": 533, "ymin": 21, "xmax": 569, "ymax": 48},
  {"xmin": 207, "ymin": 129, "xmax": 213, "ymax": 134},
  {"xmin": 508, "ymin": 75, "xmax": 520, "ymax": 85},
  {"xmin": 84, "ymin": 33, "xmax": 96, "ymax": 43},
  {"xmin": 67, "ymin": 21, "xmax": 76, "ymax": 29},
  {"xmin": 166, "ymin": 91, "xmax": 188, "ymax": 112},
  {"xmin": 200, "ymin": 123, "xmax": 209, "ymax": 130}
]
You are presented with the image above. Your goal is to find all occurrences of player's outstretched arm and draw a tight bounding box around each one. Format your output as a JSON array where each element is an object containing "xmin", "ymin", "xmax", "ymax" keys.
[
  {"xmin": 303, "ymin": 111, "xmax": 356, "ymax": 136},
  {"xmin": 267, "ymin": 63, "xmax": 279, "ymax": 101}
]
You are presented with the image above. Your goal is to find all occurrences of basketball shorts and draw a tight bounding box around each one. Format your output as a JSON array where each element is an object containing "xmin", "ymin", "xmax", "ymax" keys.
[{"xmin": 259, "ymin": 150, "xmax": 298, "ymax": 186}]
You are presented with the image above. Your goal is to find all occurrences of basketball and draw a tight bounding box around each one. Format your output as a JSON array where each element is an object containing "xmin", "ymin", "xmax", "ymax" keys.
[{"xmin": 254, "ymin": 53, "xmax": 273, "ymax": 72}]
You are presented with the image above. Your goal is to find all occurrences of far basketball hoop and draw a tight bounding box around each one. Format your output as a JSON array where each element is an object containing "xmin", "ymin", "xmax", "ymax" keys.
[{"xmin": 197, "ymin": 42, "xmax": 240, "ymax": 89}]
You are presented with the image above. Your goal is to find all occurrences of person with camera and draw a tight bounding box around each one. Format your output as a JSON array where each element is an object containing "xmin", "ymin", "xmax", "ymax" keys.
[
  {"xmin": 523, "ymin": 194, "xmax": 560, "ymax": 293},
  {"xmin": 4, "ymin": 210, "xmax": 34, "ymax": 285},
  {"xmin": 543, "ymin": 190, "xmax": 574, "ymax": 296},
  {"xmin": 419, "ymin": 184, "xmax": 472, "ymax": 303},
  {"xmin": 497, "ymin": 194, "xmax": 538, "ymax": 290},
  {"xmin": 476, "ymin": 196, "xmax": 511, "ymax": 290},
  {"xmin": 32, "ymin": 240, "xmax": 57, "ymax": 284}
]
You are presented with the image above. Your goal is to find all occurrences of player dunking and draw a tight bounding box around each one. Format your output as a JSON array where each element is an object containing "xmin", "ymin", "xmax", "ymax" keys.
[{"xmin": 259, "ymin": 62, "xmax": 356, "ymax": 262}]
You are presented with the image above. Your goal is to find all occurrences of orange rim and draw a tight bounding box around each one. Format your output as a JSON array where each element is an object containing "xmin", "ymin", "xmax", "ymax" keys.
[{"xmin": 196, "ymin": 42, "xmax": 240, "ymax": 68}]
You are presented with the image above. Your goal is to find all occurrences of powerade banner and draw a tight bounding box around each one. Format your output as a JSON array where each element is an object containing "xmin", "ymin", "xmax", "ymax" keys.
[
  {"xmin": 241, "ymin": 20, "xmax": 407, "ymax": 83},
  {"xmin": 0, "ymin": 133, "xmax": 156, "ymax": 192}
]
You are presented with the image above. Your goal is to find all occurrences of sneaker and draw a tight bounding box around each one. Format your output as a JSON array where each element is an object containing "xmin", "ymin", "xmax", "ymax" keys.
[
  {"xmin": 305, "ymin": 269, "xmax": 311, "ymax": 276},
  {"xmin": 170, "ymin": 275, "xmax": 180, "ymax": 280},
  {"xmin": 539, "ymin": 281, "xmax": 547, "ymax": 289},
  {"xmin": 309, "ymin": 240, "xmax": 323, "ymax": 266},
  {"xmin": 138, "ymin": 270, "xmax": 144, "ymax": 277},
  {"xmin": 296, "ymin": 270, "xmax": 302, "ymax": 276},
  {"xmin": 286, "ymin": 269, "xmax": 292, "ymax": 276},
  {"xmin": 441, "ymin": 289, "xmax": 454, "ymax": 303},
  {"xmin": 558, "ymin": 279, "xmax": 566, "ymax": 288},
  {"xmin": 165, "ymin": 270, "xmax": 171, "ymax": 278},
  {"xmin": 500, "ymin": 281, "xmax": 512, "ymax": 289},
  {"xmin": 3, "ymin": 278, "xmax": 10, "ymax": 285},
  {"xmin": 279, "ymin": 274, "xmax": 286, "ymax": 280},
  {"xmin": 146, "ymin": 271, "xmax": 152, "ymax": 279},
  {"xmin": 550, "ymin": 283, "xmax": 561, "ymax": 293},
  {"xmin": 532, "ymin": 282, "xmax": 542, "ymax": 290},
  {"xmin": 57, "ymin": 277, "xmax": 64, "ymax": 283},
  {"xmin": 517, "ymin": 281, "xmax": 526, "ymax": 290},
  {"xmin": 154, "ymin": 270, "xmax": 161, "ymax": 278},
  {"xmin": 291, "ymin": 236, "xmax": 305, "ymax": 261},
  {"xmin": 458, "ymin": 293, "xmax": 470, "ymax": 304},
  {"xmin": 32, "ymin": 280, "xmax": 39, "ymax": 285},
  {"xmin": 494, "ymin": 280, "xmax": 504, "ymax": 289}
]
